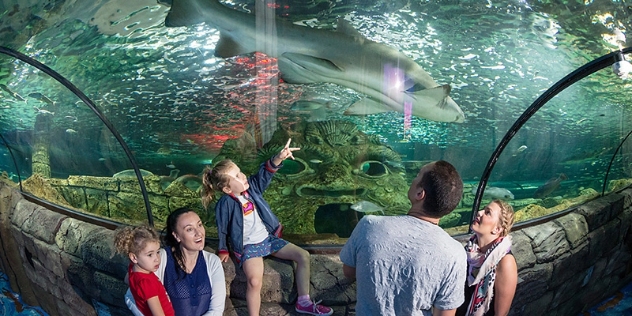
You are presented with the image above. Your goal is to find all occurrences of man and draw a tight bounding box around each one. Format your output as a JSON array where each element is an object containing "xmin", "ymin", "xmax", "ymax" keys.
[{"xmin": 340, "ymin": 160, "xmax": 466, "ymax": 316}]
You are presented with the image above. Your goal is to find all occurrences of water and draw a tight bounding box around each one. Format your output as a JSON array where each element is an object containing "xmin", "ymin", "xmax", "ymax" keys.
[
  {"xmin": 0, "ymin": 269, "xmax": 49, "ymax": 315},
  {"xmin": 582, "ymin": 281, "xmax": 632, "ymax": 315}
]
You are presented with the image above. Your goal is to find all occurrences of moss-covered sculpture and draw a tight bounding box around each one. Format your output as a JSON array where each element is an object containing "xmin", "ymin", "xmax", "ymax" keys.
[{"xmin": 213, "ymin": 120, "xmax": 410, "ymax": 236}]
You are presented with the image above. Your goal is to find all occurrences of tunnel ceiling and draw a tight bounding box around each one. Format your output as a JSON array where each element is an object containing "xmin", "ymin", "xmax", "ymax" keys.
[{"xmin": 0, "ymin": 0, "xmax": 631, "ymax": 172}]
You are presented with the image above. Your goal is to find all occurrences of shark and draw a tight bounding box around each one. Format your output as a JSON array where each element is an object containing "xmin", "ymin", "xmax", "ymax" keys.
[{"xmin": 165, "ymin": 0, "xmax": 465, "ymax": 123}]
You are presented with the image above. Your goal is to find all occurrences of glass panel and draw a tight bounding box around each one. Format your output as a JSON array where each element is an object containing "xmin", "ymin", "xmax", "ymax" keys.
[
  {"xmin": 465, "ymin": 67, "xmax": 632, "ymax": 233},
  {"xmin": 2, "ymin": 0, "xmax": 632, "ymax": 246},
  {"xmin": 0, "ymin": 54, "xmax": 156, "ymax": 225}
]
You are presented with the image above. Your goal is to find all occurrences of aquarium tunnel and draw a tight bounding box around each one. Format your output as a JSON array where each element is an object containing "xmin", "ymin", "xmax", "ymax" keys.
[
  {"xmin": 3, "ymin": 0, "xmax": 632, "ymax": 314},
  {"xmin": 2, "ymin": 47, "xmax": 632, "ymax": 243}
]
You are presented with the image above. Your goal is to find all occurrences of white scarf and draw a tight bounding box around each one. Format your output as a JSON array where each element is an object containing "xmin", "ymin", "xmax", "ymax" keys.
[{"xmin": 465, "ymin": 235, "xmax": 512, "ymax": 316}]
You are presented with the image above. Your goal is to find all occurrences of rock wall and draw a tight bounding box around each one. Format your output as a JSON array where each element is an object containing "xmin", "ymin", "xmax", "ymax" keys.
[
  {"xmin": 24, "ymin": 173, "xmax": 206, "ymax": 228},
  {"xmin": 0, "ymin": 181, "xmax": 631, "ymax": 315}
]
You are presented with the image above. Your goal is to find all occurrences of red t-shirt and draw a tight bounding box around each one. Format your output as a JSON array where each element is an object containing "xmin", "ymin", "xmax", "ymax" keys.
[{"xmin": 128, "ymin": 263, "xmax": 175, "ymax": 316}]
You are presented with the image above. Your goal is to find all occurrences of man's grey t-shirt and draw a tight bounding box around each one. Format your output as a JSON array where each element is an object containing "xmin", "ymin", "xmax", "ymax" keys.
[{"xmin": 340, "ymin": 215, "xmax": 466, "ymax": 316}]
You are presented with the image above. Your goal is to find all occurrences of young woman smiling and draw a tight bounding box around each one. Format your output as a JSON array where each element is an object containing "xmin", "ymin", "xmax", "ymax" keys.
[{"xmin": 456, "ymin": 200, "xmax": 518, "ymax": 316}]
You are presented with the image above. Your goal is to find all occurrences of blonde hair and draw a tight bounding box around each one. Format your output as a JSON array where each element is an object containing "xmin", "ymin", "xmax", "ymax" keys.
[
  {"xmin": 201, "ymin": 159, "xmax": 237, "ymax": 209},
  {"xmin": 113, "ymin": 226, "xmax": 160, "ymax": 257},
  {"xmin": 493, "ymin": 199, "xmax": 515, "ymax": 237}
]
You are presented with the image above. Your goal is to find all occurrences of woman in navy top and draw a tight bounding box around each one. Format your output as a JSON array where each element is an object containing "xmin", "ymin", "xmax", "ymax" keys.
[{"xmin": 126, "ymin": 208, "xmax": 226, "ymax": 316}]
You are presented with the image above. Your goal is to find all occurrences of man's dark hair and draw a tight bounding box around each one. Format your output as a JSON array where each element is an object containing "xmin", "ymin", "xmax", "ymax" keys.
[{"xmin": 418, "ymin": 160, "xmax": 463, "ymax": 217}]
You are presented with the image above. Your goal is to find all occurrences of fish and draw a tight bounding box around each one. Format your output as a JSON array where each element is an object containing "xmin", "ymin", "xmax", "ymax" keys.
[
  {"xmin": 290, "ymin": 100, "xmax": 331, "ymax": 112},
  {"xmin": 113, "ymin": 169, "xmax": 155, "ymax": 178},
  {"xmin": 472, "ymin": 186, "xmax": 514, "ymax": 200},
  {"xmin": 65, "ymin": 129, "xmax": 77, "ymax": 134},
  {"xmin": 166, "ymin": 162, "xmax": 176, "ymax": 169},
  {"xmin": 28, "ymin": 92, "xmax": 55, "ymax": 106},
  {"xmin": 291, "ymin": 100, "xmax": 331, "ymax": 121},
  {"xmin": 33, "ymin": 107, "xmax": 54, "ymax": 115},
  {"xmin": 0, "ymin": 84, "xmax": 25, "ymax": 101},
  {"xmin": 175, "ymin": 174, "xmax": 203, "ymax": 192},
  {"xmin": 164, "ymin": 0, "xmax": 465, "ymax": 123},
  {"xmin": 309, "ymin": 159, "xmax": 323, "ymax": 164},
  {"xmin": 533, "ymin": 173, "xmax": 568, "ymax": 199},
  {"xmin": 350, "ymin": 200, "xmax": 385, "ymax": 215},
  {"xmin": 512, "ymin": 145, "xmax": 527, "ymax": 157},
  {"xmin": 160, "ymin": 169, "xmax": 180, "ymax": 191},
  {"xmin": 383, "ymin": 160, "xmax": 404, "ymax": 170}
]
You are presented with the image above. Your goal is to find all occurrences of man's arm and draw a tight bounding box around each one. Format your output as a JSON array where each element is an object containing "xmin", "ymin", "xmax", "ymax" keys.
[
  {"xmin": 432, "ymin": 308, "xmax": 456, "ymax": 316},
  {"xmin": 342, "ymin": 264, "xmax": 356, "ymax": 280}
]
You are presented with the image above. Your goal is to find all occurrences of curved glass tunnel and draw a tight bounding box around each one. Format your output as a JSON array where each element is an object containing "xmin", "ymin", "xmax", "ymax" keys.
[{"xmin": 1, "ymin": 0, "xmax": 632, "ymax": 245}]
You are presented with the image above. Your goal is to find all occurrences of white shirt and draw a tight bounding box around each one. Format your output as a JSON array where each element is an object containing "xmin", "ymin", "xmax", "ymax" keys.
[{"xmin": 237, "ymin": 195, "xmax": 269, "ymax": 245}]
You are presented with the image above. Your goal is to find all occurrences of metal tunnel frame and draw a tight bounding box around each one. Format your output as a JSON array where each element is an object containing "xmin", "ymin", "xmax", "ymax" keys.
[
  {"xmin": 603, "ymin": 128, "xmax": 632, "ymax": 196},
  {"xmin": 471, "ymin": 47, "xmax": 632, "ymax": 233},
  {"xmin": 0, "ymin": 46, "xmax": 154, "ymax": 226},
  {"xmin": 0, "ymin": 133, "xmax": 23, "ymax": 192}
]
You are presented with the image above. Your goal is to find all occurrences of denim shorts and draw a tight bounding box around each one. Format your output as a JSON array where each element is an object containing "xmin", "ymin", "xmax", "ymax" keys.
[{"xmin": 239, "ymin": 235, "xmax": 289, "ymax": 265}]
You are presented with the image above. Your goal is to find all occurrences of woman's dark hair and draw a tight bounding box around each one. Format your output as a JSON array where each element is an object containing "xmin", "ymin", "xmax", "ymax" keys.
[{"xmin": 163, "ymin": 207, "xmax": 195, "ymax": 276}]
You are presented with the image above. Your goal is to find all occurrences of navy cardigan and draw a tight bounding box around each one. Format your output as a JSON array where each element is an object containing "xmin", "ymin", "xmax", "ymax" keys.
[{"xmin": 215, "ymin": 159, "xmax": 282, "ymax": 260}]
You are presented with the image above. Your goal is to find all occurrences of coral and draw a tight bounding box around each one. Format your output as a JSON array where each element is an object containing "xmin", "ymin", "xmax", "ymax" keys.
[
  {"xmin": 315, "ymin": 120, "xmax": 358, "ymax": 147},
  {"xmin": 607, "ymin": 179, "xmax": 632, "ymax": 193},
  {"xmin": 514, "ymin": 204, "xmax": 548, "ymax": 222}
]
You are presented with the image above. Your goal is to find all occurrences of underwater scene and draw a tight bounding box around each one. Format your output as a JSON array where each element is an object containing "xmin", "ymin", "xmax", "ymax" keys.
[{"xmin": 1, "ymin": 0, "xmax": 632, "ymax": 243}]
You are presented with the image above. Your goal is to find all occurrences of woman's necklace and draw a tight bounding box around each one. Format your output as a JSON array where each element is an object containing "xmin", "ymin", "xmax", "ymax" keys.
[{"xmin": 183, "ymin": 251, "xmax": 199, "ymax": 273}]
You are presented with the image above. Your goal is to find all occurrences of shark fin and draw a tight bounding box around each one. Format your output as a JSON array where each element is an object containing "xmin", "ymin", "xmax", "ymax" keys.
[
  {"xmin": 336, "ymin": 18, "xmax": 366, "ymax": 41},
  {"xmin": 344, "ymin": 98, "xmax": 392, "ymax": 116},
  {"xmin": 279, "ymin": 52, "xmax": 344, "ymax": 83},
  {"xmin": 409, "ymin": 84, "xmax": 451, "ymax": 107},
  {"xmin": 282, "ymin": 52, "xmax": 344, "ymax": 73},
  {"xmin": 215, "ymin": 34, "xmax": 251, "ymax": 58}
]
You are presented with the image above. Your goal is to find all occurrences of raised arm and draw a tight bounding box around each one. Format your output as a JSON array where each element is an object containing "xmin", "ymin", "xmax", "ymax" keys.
[{"xmin": 493, "ymin": 254, "xmax": 518, "ymax": 316}]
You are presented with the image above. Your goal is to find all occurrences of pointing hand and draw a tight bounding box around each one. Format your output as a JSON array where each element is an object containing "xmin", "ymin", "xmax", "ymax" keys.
[{"xmin": 277, "ymin": 138, "xmax": 300, "ymax": 161}]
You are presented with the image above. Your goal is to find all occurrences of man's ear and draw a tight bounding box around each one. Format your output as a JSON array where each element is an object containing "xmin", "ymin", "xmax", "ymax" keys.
[
  {"xmin": 416, "ymin": 188, "xmax": 426, "ymax": 201},
  {"xmin": 128, "ymin": 252, "xmax": 138, "ymax": 264}
]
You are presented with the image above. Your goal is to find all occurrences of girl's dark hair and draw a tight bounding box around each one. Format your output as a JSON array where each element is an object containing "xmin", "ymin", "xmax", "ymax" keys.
[
  {"xmin": 163, "ymin": 207, "xmax": 196, "ymax": 276},
  {"xmin": 201, "ymin": 159, "xmax": 236, "ymax": 209}
]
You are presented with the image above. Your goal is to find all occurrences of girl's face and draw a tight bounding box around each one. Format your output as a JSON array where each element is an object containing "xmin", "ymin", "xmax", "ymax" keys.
[
  {"xmin": 130, "ymin": 240, "xmax": 161, "ymax": 273},
  {"xmin": 172, "ymin": 212, "xmax": 206, "ymax": 252},
  {"xmin": 471, "ymin": 201, "xmax": 502, "ymax": 236},
  {"xmin": 222, "ymin": 164, "xmax": 249, "ymax": 195}
]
